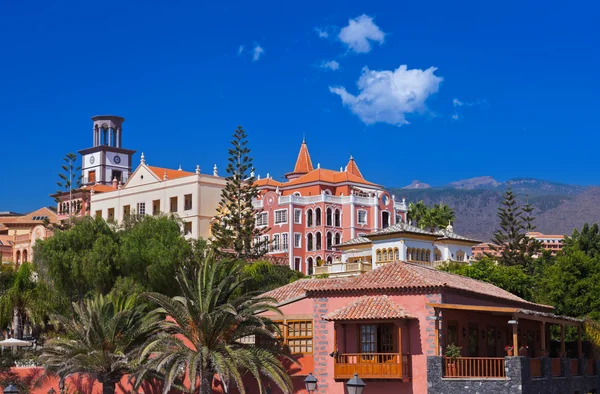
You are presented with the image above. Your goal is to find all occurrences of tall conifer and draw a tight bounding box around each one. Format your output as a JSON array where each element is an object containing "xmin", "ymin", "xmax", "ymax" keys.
[{"xmin": 211, "ymin": 126, "xmax": 267, "ymax": 259}]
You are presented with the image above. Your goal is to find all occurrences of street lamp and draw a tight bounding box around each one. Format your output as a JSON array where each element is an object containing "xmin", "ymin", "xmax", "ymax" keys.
[
  {"xmin": 4, "ymin": 384, "xmax": 18, "ymax": 394},
  {"xmin": 304, "ymin": 372, "xmax": 317, "ymax": 393},
  {"xmin": 346, "ymin": 373, "xmax": 366, "ymax": 394},
  {"xmin": 48, "ymin": 388, "xmax": 56, "ymax": 394}
]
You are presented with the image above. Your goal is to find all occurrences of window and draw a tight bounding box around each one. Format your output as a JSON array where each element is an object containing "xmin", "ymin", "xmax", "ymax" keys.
[
  {"xmin": 394, "ymin": 248, "xmax": 400, "ymax": 260},
  {"xmin": 88, "ymin": 170, "xmax": 96, "ymax": 184},
  {"xmin": 184, "ymin": 222, "xmax": 192, "ymax": 235},
  {"xmin": 396, "ymin": 213, "xmax": 403, "ymax": 224},
  {"xmin": 153, "ymin": 200, "xmax": 160, "ymax": 216},
  {"xmin": 357, "ymin": 209, "xmax": 367, "ymax": 224},
  {"xmin": 326, "ymin": 232, "xmax": 333, "ymax": 250},
  {"xmin": 111, "ymin": 170, "xmax": 122, "ymax": 183},
  {"xmin": 281, "ymin": 320, "xmax": 313, "ymax": 354},
  {"xmin": 326, "ymin": 208, "xmax": 332, "ymax": 226},
  {"xmin": 376, "ymin": 250, "xmax": 382, "ymax": 262},
  {"xmin": 335, "ymin": 233, "xmax": 341, "ymax": 245},
  {"xmin": 184, "ymin": 194, "xmax": 192, "ymax": 211},
  {"xmin": 95, "ymin": 210, "xmax": 102, "ymax": 219},
  {"xmin": 315, "ymin": 208, "xmax": 322, "ymax": 226},
  {"xmin": 361, "ymin": 325, "xmax": 376, "ymax": 353},
  {"xmin": 170, "ymin": 197, "xmax": 178, "ymax": 213},
  {"xmin": 123, "ymin": 205, "xmax": 131, "ymax": 219},
  {"xmin": 456, "ymin": 250, "xmax": 466, "ymax": 262},
  {"xmin": 294, "ymin": 208, "xmax": 302, "ymax": 224},
  {"xmin": 274, "ymin": 209, "xmax": 288, "ymax": 224},
  {"xmin": 447, "ymin": 321, "xmax": 459, "ymax": 348},
  {"xmin": 282, "ymin": 233, "xmax": 288, "ymax": 251},
  {"xmin": 315, "ymin": 232, "xmax": 322, "ymax": 250},
  {"xmin": 294, "ymin": 257, "xmax": 301, "ymax": 271},
  {"xmin": 307, "ymin": 257, "xmax": 314, "ymax": 275},
  {"xmin": 468, "ymin": 324, "xmax": 479, "ymax": 357},
  {"xmin": 137, "ymin": 202, "xmax": 146, "ymax": 217},
  {"xmin": 334, "ymin": 209, "xmax": 341, "ymax": 227},
  {"xmin": 107, "ymin": 208, "xmax": 115, "ymax": 222},
  {"xmin": 256, "ymin": 212, "xmax": 268, "ymax": 227},
  {"xmin": 307, "ymin": 233, "xmax": 313, "ymax": 251},
  {"xmin": 273, "ymin": 234, "xmax": 280, "ymax": 252},
  {"xmin": 307, "ymin": 209, "xmax": 313, "ymax": 227},
  {"xmin": 382, "ymin": 211, "xmax": 390, "ymax": 229},
  {"xmin": 294, "ymin": 233, "xmax": 302, "ymax": 248}
]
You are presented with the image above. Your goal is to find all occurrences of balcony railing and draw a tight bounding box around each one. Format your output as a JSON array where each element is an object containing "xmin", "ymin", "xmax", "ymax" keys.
[
  {"xmin": 334, "ymin": 353, "xmax": 409, "ymax": 380},
  {"xmin": 443, "ymin": 357, "xmax": 506, "ymax": 379},
  {"xmin": 252, "ymin": 194, "xmax": 407, "ymax": 209},
  {"xmin": 314, "ymin": 262, "xmax": 372, "ymax": 276}
]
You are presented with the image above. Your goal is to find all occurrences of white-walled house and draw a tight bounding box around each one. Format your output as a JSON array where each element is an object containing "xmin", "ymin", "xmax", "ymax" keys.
[
  {"xmin": 316, "ymin": 222, "xmax": 480, "ymax": 277},
  {"xmin": 90, "ymin": 154, "xmax": 226, "ymax": 239}
]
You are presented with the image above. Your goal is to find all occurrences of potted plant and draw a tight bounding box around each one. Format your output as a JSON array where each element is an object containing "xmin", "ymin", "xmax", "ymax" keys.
[
  {"xmin": 316, "ymin": 258, "xmax": 324, "ymax": 267},
  {"xmin": 519, "ymin": 345, "xmax": 528, "ymax": 356},
  {"xmin": 445, "ymin": 343, "xmax": 462, "ymax": 377},
  {"xmin": 504, "ymin": 345, "xmax": 514, "ymax": 356}
]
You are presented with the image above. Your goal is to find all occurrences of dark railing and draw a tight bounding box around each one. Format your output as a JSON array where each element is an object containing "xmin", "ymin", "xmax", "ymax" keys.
[
  {"xmin": 552, "ymin": 358, "xmax": 561, "ymax": 377},
  {"xmin": 443, "ymin": 357, "xmax": 505, "ymax": 378},
  {"xmin": 334, "ymin": 353, "xmax": 404, "ymax": 379},
  {"xmin": 570, "ymin": 359, "xmax": 580, "ymax": 376},
  {"xmin": 530, "ymin": 358, "xmax": 542, "ymax": 377}
]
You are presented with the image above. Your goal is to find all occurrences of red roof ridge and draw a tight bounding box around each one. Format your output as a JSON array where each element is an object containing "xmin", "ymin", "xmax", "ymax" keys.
[
  {"xmin": 322, "ymin": 294, "xmax": 416, "ymax": 321},
  {"xmin": 345, "ymin": 155, "xmax": 364, "ymax": 179},
  {"xmin": 291, "ymin": 140, "xmax": 314, "ymax": 175}
]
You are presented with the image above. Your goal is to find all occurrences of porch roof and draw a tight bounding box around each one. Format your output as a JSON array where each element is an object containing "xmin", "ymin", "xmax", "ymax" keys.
[
  {"xmin": 322, "ymin": 295, "xmax": 416, "ymax": 321},
  {"xmin": 427, "ymin": 303, "xmax": 582, "ymax": 326}
]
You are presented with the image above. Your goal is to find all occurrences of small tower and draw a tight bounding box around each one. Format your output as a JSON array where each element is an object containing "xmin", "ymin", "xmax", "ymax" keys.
[{"xmin": 78, "ymin": 115, "xmax": 136, "ymax": 185}]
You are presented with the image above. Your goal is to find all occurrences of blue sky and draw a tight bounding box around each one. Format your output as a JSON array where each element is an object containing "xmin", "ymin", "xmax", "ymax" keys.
[{"xmin": 1, "ymin": 0, "xmax": 599, "ymax": 212}]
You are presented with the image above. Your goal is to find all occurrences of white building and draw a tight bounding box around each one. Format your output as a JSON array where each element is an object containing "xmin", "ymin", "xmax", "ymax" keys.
[
  {"xmin": 90, "ymin": 154, "xmax": 226, "ymax": 239},
  {"xmin": 317, "ymin": 222, "xmax": 480, "ymax": 277}
]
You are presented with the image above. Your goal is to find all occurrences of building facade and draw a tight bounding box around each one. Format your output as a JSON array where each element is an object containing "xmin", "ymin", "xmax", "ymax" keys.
[
  {"xmin": 90, "ymin": 155, "xmax": 226, "ymax": 239},
  {"xmin": 254, "ymin": 140, "xmax": 408, "ymax": 275},
  {"xmin": 472, "ymin": 231, "xmax": 565, "ymax": 258}
]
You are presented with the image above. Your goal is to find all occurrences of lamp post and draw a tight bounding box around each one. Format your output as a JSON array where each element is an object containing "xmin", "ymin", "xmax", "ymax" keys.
[
  {"xmin": 345, "ymin": 373, "xmax": 366, "ymax": 394},
  {"xmin": 4, "ymin": 384, "xmax": 18, "ymax": 394},
  {"xmin": 48, "ymin": 388, "xmax": 56, "ymax": 394},
  {"xmin": 304, "ymin": 372, "xmax": 317, "ymax": 393}
]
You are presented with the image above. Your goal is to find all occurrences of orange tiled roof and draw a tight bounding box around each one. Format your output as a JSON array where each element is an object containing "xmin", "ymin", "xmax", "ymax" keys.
[
  {"xmin": 0, "ymin": 207, "xmax": 58, "ymax": 225},
  {"xmin": 85, "ymin": 184, "xmax": 117, "ymax": 193},
  {"xmin": 285, "ymin": 168, "xmax": 379, "ymax": 187},
  {"xmin": 292, "ymin": 140, "xmax": 314, "ymax": 175},
  {"xmin": 345, "ymin": 156, "xmax": 363, "ymax": 179},
  {"xmin": 261, "ymin": 277, "xmax": 349, "ymax": 304},
  {"xmin": 323, "ymin": 295, "xmax": 415, "ymax": 321},
  {"xmin": 147, "ymin": 166, "xmax": 195, "ymax": 181},
  {"xmin": 255, "ymin": 178, "xmax": 283, "ymax": 187}
]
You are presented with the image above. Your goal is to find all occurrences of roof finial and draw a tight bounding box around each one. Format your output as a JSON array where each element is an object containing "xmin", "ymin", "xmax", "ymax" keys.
[
  {"xmin": 349, "ymin": 153, "xmax": 354, "ymax": 160},
  {"xmin": 257, "ymin": 174, "xmax": 261, "ymax": 180},
  {"xmin": 140, "ymin": 152, "xmax": 145, "ymax": 164},
  {"xmin": 163, "ymin": 171, "xmax": 168, "ymax": 181},
  {"xmin": 267, "ymin": 172, "xmax": 270, "ymax": 179},
  {"xmin": 196, "ymin": 165, "xmax": 200, "ymax": 175},
  {"xmin": 213, "ymin": 164, "xmax": 218, "ymax": 176},
  {"xmin": 317, "ymin": 163, "xmax": 320, "ymax": 169},
  {"xmin": 178, "ymin": 165, "xmax": 182, "ymax": 171},
  {"xmin": 340, "ymin": 166, "xmax": 343, "ymax": 172},
  {"xmin": 302, "ymin": 132, "xmax": 306, "ymax": 143},
  {"xmin": 250, "ymin": 170, "xmax": 255, "ymax": 178}
]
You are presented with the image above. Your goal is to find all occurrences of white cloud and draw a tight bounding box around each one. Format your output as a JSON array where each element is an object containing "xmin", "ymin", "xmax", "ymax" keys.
[
  {"xmin": 315, "ymin": 27, "xmax": 328, "ymax": 38},
  {"xmin": 338, "ymin": 14, "xmax": 385, "ymax": 53},
  {"xmin": 452, "ymin": 113, "xmax": 459, "ymax": 120},
  {"xmin": 452, "ymin": 98, "xmax": 464, "ymax": 107},
  {"xmin": 252, "ymin": 45, "xmax": 264, "ymax": 61},
  {"xmin": 237, "ymin": 45, "xmax": 245, "ymax": 55},
  {"xmin": 321, "ymin": 60, "xmax": 340, "ymax": 71},
  {"xmin": 329, "ymin": 65, "xmax": 443, "ymax": 126},
  {"xmin": 453, "ymin": 97, "xmax": 485, "ymax": 107}
]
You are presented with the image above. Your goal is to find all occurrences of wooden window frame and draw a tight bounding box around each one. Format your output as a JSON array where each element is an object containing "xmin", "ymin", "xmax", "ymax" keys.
[{"xmin": 274, "ymin": 319, "xmax": 314, "ymax": 355}]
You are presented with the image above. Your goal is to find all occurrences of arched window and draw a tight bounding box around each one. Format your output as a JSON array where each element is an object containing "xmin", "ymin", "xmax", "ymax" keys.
[
  {"xmin": 456, "ymin": 250, "xmax": 466, "ymax": 262},
  {"xmin": 307, "ymin": 209, "xmax": 313, "ymax": 227},
  {"xmin": 334, "ymin": 209, "xmax": 341, "ymax": 227},
  {"xmin": 388, "ymin": 248, "xmax": 393, "ymax": 261},
  {"xmin": 335, "ymin": 233, "xmax": 341, "ymax": 245},
  {"xmin": 326, "ymin": 208, "xmax": 333, "ymax": 226},
  {"xmin": 376, "ymin": 250, "xmax": 382, "ymax": 262},
  {"xmin": 316, "ymin": 232, "xmax": 322, "ymax": 250},
  {"xmin": 326, "ymin": 256, "xmax": 333, "ymax": 264},
  {"xmin": 326, "ymin": 232, "xmax": 333, "ymax": 249},
  {"xmin": 394, "ymin": 248, "xmax": 400, "ymax": 261},
  {"xmin": 16, "ymin": 250, "xmax": 21, "ymax": 264},
  {"xmin": 420, "ymin": 249, "xmax": 425, "ymax": 262},
  {"xmin": 434, "ymin": 248, "xmax": 442, "ymax": 261},
  {"xmin": 315, "ymin": 208, "xmax": 322, "ymax": 226},
  {"xmin": 307, "ymin": 257, "xmax": 314, "ymax": 275},
  {"xmin": 293, "ymin": 192, "xmax": 301, "ymax": 196},
  {"xmin": 382, "ymin": 249, "xmax": 388, "ymax": 262},
  {"xmin": 307, "ymin": 233, "xmax": 313, "ymax": 251},
  {"xmin": 426, "ymin": 250, "xmax": 431, "ymax": 262},
  {"xmin": 22, "ymin": 250, "xmax": 28, "ymax": 263}
]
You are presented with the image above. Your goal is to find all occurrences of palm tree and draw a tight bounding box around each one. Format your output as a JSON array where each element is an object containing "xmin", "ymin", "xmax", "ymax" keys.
[
  {"xmin": 39, "ymin": 293, "xmax": 162, "ymax": 394},
  {"xmin": 136, "ymin": 255, "xmax": 293, "ymax": 394},
  {"xmin": 433, "ymin": 203, "xmax": 455, "ymax": 229},
  {"xmin": 0, "ymin": 263, "xmax": 47, "ymax": 339},
  {"xmin": 407, "ymin": 201, "xmax": 428, "ymax": 226},
  {"xmin": 418, "ymin": 208, "xmax": 439, "ymax": 232}
]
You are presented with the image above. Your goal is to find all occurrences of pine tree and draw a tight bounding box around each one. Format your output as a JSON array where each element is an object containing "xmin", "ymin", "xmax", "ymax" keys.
[
  {"xmin": 489, "ymin": 185, "xmax": 540, "ymax": 267},
  {"xmin": 56, "ymin": 152, "xmax": 83, "ymax": 226},
  {"xmin": 211, "ymin": 126, "xmax": 267, "ymax": 259}
]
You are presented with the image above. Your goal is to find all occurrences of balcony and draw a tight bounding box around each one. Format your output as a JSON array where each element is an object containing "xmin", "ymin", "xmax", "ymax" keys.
[
  {"xmin": 314, "ymin": 261, "xmax": 372, "ymax": 277},
  {"xmin": 334, "ymin": 353, "xmax": 410, "ymax": 380}
]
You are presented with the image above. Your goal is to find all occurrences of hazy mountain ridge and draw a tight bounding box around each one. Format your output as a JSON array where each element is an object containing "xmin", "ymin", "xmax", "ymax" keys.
[{"xmin": 390, "ymin": 177, "xmax": 597, "ymax": 241}]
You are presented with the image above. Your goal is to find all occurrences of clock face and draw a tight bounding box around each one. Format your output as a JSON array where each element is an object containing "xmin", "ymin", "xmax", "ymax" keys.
[
  {"xmin": 89, "ymin": 156, "xmax": 95, "ymax": 164},
  {"xmin": 114, "ymin": 155, "xmax": 121, "ymax": 164}
]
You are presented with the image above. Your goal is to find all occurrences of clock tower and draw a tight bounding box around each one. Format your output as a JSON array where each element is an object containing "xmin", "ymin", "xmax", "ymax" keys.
[{"xmin": 78, "ymin": 115, "xmax": 136, "ymax": 185}]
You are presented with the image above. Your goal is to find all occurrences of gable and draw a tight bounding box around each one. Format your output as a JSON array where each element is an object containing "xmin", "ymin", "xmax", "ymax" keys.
[{"xmin": 123, "ymin": 164, "xmax": 161, "ymax": 188}]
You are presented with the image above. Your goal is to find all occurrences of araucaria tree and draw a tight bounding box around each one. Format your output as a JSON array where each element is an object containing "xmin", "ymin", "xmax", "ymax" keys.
[
  {"xmin": 211, "ymin": 126, "xmax": 267, "ymax": 258},
  {"xmin": 136, "ymin": 255, "xmax": 293, "ymax": 394},
  {"xmin": 56, "ymin": 152, "xmax": 83, "ymax": 225},
  {"xmin": 489, "ymin": 185, "xmax": 541, "ymax": 267}
]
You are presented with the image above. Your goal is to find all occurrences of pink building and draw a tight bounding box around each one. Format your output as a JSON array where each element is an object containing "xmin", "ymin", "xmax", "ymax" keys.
[
  {"xmin": 254, "ymin": 140, "xmax": 408, "ymax": 275},
  {"xmin": 258, "ymin": 261, "xmax": 593, "ymax": 394}
]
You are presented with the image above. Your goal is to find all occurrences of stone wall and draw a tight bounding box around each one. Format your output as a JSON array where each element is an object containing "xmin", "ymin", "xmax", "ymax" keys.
[{"xmin": 427, "ymin": 356, "xmax": 600, "ymax": 394}]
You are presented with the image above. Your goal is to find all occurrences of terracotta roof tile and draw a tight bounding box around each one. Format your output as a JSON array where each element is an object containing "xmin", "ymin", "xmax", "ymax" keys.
[
  {"xmin": 292, "ymin": 141, "xmax": 314, "ymax": 175},
  {"xmin": 345, "ymin": 156, "xmax": 363, "ymax": 179},
  {"xmin": 305, "ymin": 261, "xmax": 551, "ymax": 310},
  {"xmin": 85, "ymin": 184, "xmax": 117, "ymax": 193},
  {"xmin": 338, "ymin": 236, "xmax": 371, "ymax": 247},
  {"xmin": 255, "ymin": 178, "xmax": 283, "ymax": 187},
  {"xmin": 285, "ymin": 168, "xmax": 379, "ymax": 188},
  {"xmin": 261, "ymin": 278, "xmax": 348, "ymax": 304},
  {"xmin": 0, "ymin": 207, "xmax": 58, "ymax": 225},
  {"xmin": 147, "ymin": 166, "xmax": 195, "ymax": 181},
  {"xmin": 323, "ymin": 295, "xmax": 415, "ymax": 321}
]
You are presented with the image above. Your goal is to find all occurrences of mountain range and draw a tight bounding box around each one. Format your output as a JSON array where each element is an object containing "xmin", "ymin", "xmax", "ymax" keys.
[{"xmin": 388, "ymin": 177, "xmax": 599, "ymax": 241}]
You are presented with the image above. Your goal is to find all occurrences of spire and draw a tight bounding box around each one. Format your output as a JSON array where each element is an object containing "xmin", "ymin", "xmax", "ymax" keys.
[
  {"xmin": 346, "ymin": 155, "xmax": 364, "ymax": 179},
  {"xmin": 286, "ymin": 138, "xmax": 314, "ymax": 180},
  {"xmin": 140, "ymin": 152, "xmax": 145, "ymax": 164}
]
